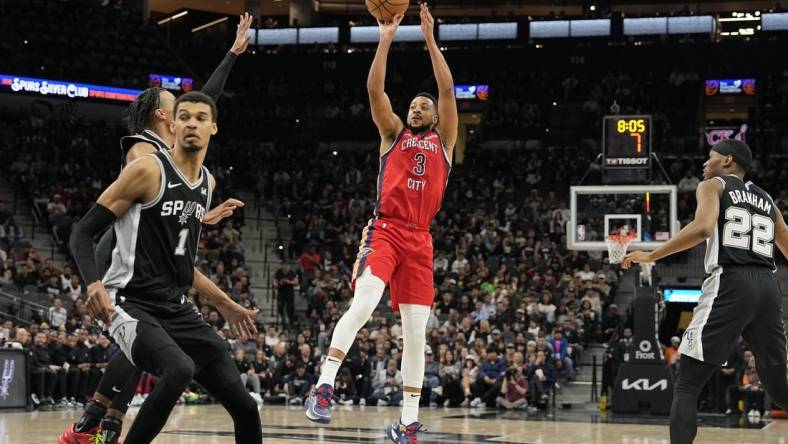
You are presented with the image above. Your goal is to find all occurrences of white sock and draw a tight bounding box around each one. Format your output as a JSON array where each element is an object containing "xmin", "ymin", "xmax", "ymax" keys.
[
  {"xmin": 317, "ymin": 356, "xmax": 342, "ymax": 388},
  {"xmin": 401, "ymin": 392, "xmax": 421, "ymax": 425}
]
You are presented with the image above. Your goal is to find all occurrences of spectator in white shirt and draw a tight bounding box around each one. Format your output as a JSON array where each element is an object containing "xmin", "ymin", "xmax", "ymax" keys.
[
  {"xmin": 48, "ymin": 298, "xmax": 68, "ymax": 329},
  {"xmin": 451, "ymin": 252, "xmax": 469, "ymax": 274}
]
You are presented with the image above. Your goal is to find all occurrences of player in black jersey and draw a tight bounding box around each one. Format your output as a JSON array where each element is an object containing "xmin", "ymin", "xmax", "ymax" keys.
[
  {"xmin": 70, "ymin": 92, "xmax": 261, "ymax": 444},
  {"xmin": 623, "ymin": 140, "xmax": 788, "ymax": 444},
  {"xmin": 61, "ymin": 15, "xmax": 254, "ymax": 444}
]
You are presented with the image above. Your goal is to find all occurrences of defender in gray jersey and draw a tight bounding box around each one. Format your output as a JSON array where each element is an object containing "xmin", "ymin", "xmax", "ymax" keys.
[
  {"xmin": 623, "ymin": 140, "xmax": 788, "ymax": 444},
  {"xmin": 69, "ymin": 92, "xmax": 262, "ymax": 444}
]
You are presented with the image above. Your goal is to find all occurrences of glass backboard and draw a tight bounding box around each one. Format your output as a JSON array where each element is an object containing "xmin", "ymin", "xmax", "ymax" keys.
[{"xmin": 567, "ymin": 185, "xmax": 680, "ymax": 251}]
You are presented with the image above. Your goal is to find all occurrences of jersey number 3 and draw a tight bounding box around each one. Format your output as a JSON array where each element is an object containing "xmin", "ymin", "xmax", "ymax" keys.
[
  {"xmin": 412, "ymin": 153, "xmax": 427, "ymax": 176},
  {"xmin": 722, "ymin": 207, "xmax": 774, "ymax": 257}
]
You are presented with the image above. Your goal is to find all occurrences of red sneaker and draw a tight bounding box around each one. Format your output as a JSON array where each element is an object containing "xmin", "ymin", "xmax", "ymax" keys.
[{"xmin": 58, "ymin": 424, "xmax": 98, "ymax": 444}]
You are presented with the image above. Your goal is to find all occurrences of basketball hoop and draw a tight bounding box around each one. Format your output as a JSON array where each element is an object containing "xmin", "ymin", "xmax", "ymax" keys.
[{"xmin": 605, "ymin": 231, "xmax": 637, "ymax": 264}]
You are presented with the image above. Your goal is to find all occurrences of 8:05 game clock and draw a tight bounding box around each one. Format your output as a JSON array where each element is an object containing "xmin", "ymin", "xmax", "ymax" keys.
[{"xmin": 603, "ymin": 115, "xmax": 652, "ymax": 169}]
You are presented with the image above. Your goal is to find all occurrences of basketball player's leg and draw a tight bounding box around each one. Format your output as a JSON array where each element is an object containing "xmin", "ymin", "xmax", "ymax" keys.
[
  {"xmin": 163, "ymin": 309, "xmax": 262, "ymax": 443},
  {"xmin": 741, "ymin": 273, "xmax": 788, "ymax": 411},
  {"xmin": 194, "ymin": 356, "xmax": 262, "ymax": 443},
  {"xmin": 109, "ymin": 304, "xmax": 198, "ymax": 444},
  {"xmin": 670, "ymin": 355, "xmax": 718, "ymax": 444},
  {"xmin": 386, "ymin": 233, "xmax": 433, "ymax": 440},
  {"xmin": 672, "ymin": 270, "xmax": 756, "ymax": 444},
  {"xmin": 307, "ymin": 220, "xmax": 397, "ymax": 424},
  {"xmin": 69, "ymin": 354, "xmax": 138, "ymax": 434}
]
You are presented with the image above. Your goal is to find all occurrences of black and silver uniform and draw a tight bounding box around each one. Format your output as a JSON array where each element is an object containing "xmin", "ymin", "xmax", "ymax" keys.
[
  {"xmin": 120, "ymin": 129, "xmax": 170, "ymax": 166},
  {"xmin": 102, "ymin": 150, "xmax": 212, "ymax": 306},
  {"xmin": 704, "ymin": 175, "xmax": 777, "ymax": 272},
  {"xmin": 96, "ymin": 130, "xmax": 172, "ymax": 273}
]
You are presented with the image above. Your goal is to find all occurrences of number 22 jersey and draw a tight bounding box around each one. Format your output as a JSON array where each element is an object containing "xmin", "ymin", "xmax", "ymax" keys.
[
  {"xmin": 102, "ymin": 150, "xmax": 212, "ymax": 305},
  {"xmin": 374, "ymin": 128, "xmax": 451, "ymax": 228},
  {"xmin": 704, "ymin": 175, "xmax": 777, "ymax": 272}
]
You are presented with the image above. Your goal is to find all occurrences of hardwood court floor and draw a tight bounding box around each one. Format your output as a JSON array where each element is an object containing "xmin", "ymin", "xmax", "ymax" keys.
[{"xmin": 5, "ymin": 404, "xmax": 788, "ymax": 443}]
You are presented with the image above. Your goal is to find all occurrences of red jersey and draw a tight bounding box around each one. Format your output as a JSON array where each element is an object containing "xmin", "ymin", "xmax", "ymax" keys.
[{"xmin": 374, "ymin": 128, "xmax": 451, "ymax": 228}]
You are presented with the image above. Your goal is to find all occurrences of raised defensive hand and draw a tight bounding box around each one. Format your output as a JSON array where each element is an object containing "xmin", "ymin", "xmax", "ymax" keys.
[
  {"xmin": 230, "ymin": 12, "xmax": 254, "ymax": 55},
  {"xmin": 203, "ymin": 198, "xmax": 244, "ymax": 225},
  {"xmin": 419, "ymin": 2, "xmax": 435, "ymax": 40}
]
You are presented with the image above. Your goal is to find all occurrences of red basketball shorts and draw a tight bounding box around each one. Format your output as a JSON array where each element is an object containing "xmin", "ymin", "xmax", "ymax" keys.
[{"xmin": 351, "ymin": 218, "xmax": 435, "ymax": 311}]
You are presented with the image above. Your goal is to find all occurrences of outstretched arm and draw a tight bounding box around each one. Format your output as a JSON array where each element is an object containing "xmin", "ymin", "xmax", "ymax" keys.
[
  {"xmin": 622, "ymin": 179, "xmax": 723, "ymax": 268},
  {"xmin": 192, "ymin": 268, "xmax": 257, "ymax": 339},
  {"xmin": 201, "ymin": 12, "xmax": 252, "ymax": 100},
  {"xmin": 203, "ymin": 175, "xmax": 244, "ymax": 225},
  {"xmin": 420, "ymin": 3, "xmax": 458, "ymax": 158},
  {"xmin": 368, "ymin": 15, "xmax": 405, "ymax": 151}
]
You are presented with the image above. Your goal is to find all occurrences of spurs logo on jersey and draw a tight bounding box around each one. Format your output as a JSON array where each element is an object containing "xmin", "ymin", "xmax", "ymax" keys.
[
  {"xmin": 704, "ymin": 175, "xmax": 777, "ymax": 272},
  {"xmin": 161, "ymin": 199, "xmax": 207, "ymax": 225},
  {"xmin": 103, "ymin": 150, "xmax": 212, "ymax": 303}
]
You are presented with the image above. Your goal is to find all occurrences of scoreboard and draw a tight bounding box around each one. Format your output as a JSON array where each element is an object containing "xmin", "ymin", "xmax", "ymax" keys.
[{"xmin": 603, "ymin": 115, "xmax": 652, "ymax": 169}]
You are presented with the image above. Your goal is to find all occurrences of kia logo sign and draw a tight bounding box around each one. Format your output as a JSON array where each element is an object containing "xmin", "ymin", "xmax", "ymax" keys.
[{"xmin": 622, "ymin": 378, "xmax": 668, "ymax": 391}]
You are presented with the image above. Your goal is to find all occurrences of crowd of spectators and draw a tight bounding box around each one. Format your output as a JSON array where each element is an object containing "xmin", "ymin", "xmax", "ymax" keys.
[{"xmin": 1, "ymin": 3, "xmax": 788, "ymax": 414}]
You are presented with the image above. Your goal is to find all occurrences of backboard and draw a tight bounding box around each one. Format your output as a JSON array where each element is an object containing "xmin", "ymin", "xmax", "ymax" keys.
[{"xmin": 567, "ymin": 185, "xmax": 680, "ymax": 251}]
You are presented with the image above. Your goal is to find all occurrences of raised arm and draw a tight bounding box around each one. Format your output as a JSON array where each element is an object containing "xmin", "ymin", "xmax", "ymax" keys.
[
  {"xmin": 368, "ymin": 15, "xmax": 405, "ymax": 151},
  {"xmin": 201, "ymin": 13, "xmax": 252, "ymax": 100},
  {"xmin": 420, "ymin": 3, "xmax": 458, "ymax": 158},
  {"xmin": 622, "ymin": 179, "xmax": 722, "ymax": 269}
]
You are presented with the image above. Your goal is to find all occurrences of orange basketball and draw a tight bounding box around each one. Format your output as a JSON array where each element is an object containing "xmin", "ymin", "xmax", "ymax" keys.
[{"xmin": 365, "ymin": 0, "xmax": 409, "ymax": 21}]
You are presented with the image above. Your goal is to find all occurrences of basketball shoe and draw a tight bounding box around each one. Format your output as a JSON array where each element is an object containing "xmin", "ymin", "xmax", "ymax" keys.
[
  {"xmin": 304, "ymin": 383, "xmax": 334, "ymax": 424},
  {"xmin": 58, "ymin": 424, "xmax": 97, "ymax": 444},
  {"xmin": 385, "ymin": 420, "xmax": 425, "ymax": 443}
]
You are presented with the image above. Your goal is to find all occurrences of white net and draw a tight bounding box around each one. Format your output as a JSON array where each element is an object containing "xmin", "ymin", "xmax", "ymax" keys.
[{"xmin": 605, "ymin": 233, "xmax": 636, "ymax": 264}]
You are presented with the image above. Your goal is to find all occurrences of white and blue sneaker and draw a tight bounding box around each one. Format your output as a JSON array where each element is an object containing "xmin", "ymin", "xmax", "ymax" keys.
[
  {"xmin": 385, "ymin": 419, "xmax": 425, "ymax": 443},
  {"xmin": 304, "ymin": 383, "xmax": 334, "ymax": 424}
]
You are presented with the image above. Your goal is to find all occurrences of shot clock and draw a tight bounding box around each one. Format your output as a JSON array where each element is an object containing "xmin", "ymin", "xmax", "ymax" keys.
[{"xmin": 603, "ymin": 115, "xmax": 652, "ymax": 169}]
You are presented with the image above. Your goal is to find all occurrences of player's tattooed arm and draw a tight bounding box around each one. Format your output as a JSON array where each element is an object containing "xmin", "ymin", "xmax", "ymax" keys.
[
  {"xmin": 420, "ymin": 2, "xmax": 458, "ymax": 158},
  {"xmin": 773, "ymin": 207, "xmax": 788, "ymax": 260},
  {"xmin": 368, "ymin": 14, "xmax": 405, "ymax": 150},
  {"xmin": 623, "ymin": 179, "xmax": 723, "ymax": 268}
]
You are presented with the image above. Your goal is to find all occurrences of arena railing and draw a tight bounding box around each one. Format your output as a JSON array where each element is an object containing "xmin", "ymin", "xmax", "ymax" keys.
[{"xmin": 0, "ymin": 288, "xmax": 49, "ymax": 326}]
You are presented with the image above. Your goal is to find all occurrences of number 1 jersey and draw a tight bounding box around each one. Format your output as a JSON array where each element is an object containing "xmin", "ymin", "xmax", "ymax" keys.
[
  {"xmin": 103, "ymin": 150, "xmax": 212, "ymax": 304},
  {"xmin": 705, "ymin": 175, "xmax": 777, "ymax": 273},
  {"xmin": 374, "ymin": 128, "xmax": 451, "ymax": 227}
]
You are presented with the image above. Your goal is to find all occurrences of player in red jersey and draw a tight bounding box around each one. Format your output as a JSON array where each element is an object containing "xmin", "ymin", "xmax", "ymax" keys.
[{"xmin": 306, "ymin": 4, "xmax": 458, "ymax": 443}]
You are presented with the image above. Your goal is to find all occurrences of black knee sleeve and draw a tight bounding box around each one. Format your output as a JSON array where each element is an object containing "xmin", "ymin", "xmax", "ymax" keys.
[{"xmin": 96, "ymin": 353, "xmax": 138, "ymax": 400}]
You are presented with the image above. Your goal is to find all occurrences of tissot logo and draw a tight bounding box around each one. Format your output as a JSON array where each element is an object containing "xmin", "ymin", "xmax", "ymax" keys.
[{"xmin": 621, "ymin": 378, "xmax": 668, "ymax": 391}]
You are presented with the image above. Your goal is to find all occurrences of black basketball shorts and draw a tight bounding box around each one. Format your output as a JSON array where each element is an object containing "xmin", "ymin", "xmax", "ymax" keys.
[
  {"xmin": 679, "ymin": 266, "xmax": 787, "ymax": 367},
  {"xmin": 108, "ymin": 298, "xmax": 239, "ymax": 388}
]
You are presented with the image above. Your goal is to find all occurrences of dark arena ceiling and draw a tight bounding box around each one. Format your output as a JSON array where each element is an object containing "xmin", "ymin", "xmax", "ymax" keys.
[{"xmin": 150, "ymin": 0, "xmax": 781, "ymax": 18}]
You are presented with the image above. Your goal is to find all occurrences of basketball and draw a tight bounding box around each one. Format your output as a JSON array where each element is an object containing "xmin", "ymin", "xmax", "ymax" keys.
[{"xmin": 365, "ymin": 0, "xmax": 409, "ymax": 21}]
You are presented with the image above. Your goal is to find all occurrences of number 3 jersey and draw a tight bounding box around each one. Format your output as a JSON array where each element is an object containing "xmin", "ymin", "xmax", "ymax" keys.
[
  {"xmin": 375, "ymin": 128, "xmax": 451, "ymax": 227},
  {"xmin": 705, "ymin": 175, "xmax": 776, "ymax": 272},
  {"xmin": 103, "ymin": 150, "xmax": 212, "ymax": 305}
]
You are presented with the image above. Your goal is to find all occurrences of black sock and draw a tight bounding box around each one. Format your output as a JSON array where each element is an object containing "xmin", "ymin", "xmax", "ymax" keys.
[{"xmin": 75, "ymin": 400, "xmax": 107, "ymax": 433}]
